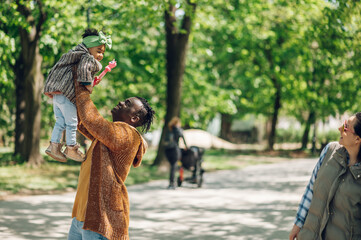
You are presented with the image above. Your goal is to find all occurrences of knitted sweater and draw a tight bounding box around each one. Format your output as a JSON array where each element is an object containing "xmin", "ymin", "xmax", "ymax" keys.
[
  {"xmin": 74, "ymin": 81, "xmax": 146, "ymax": 240},
  {"xmin": 43, "ymin": 43, "xmax": 102, "ymax": 104}
]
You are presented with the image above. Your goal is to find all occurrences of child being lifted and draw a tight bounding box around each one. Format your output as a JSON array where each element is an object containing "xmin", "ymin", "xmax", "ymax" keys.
[{"xmin": 43, "ymin": 28, "xmax": 112, "ymax": 162}]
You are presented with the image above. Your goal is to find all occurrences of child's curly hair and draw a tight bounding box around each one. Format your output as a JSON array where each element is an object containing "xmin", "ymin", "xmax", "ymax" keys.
[{"xmin": 82, "ymin": 28, "xmax": 108, "ymax": 39}]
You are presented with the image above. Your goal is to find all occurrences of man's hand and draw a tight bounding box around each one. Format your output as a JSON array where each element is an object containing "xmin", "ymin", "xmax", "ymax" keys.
[
  {"xmin": 289, "ymin": 224, "xmax": 301, "ymax": 240},
  {"xmin": 44, "ymin": 92, "xmax": 54, "ymax": 98},
  {"xmin": 74, "ymin": 79, "xmax": 90, "ymax": 97},
  {"xmin": 85, "ymin": 84, "xmax": 93, "ymax": 94}
]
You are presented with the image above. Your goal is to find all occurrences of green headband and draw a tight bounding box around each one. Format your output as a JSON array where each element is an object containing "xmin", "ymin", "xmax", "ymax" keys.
[{"xmin": 83, "ymin": 31, "xmax": 112, "ymax": 49}]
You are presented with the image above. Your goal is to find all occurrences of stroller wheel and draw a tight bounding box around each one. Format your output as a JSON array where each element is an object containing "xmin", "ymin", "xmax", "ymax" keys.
[
  {"xmin": 177, "ymin": 176, "xmax": 182, "ymax": 187},
  {"xmin": 197, "ymin": 178, "xmax": 203, "ymax": 188},
  {"xmin": 195, "ymin": 163, "xmax": 204, "ymax": 188},
  {"xmin": 196, "ymin": 171, "xmax": 203, "ymax": 188}
]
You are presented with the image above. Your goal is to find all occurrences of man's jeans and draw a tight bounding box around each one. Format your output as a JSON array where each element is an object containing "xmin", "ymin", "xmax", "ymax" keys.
[
  {"xmin": 50, "ymin": 94, "xmax": 77, "ymax": 146},
  {"xmin": 68, "ymin": 217, "xmax": 108, "ymax": 240}
]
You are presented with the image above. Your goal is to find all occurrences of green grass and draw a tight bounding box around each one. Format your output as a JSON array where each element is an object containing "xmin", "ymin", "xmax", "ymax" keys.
[
  {"xmin": 0, "ymin": 157, "xmax": 81, "ymax": 196},
  {"xmin": 0, "ymin": 149, "xmax": 167, "ymax": 196},
  {"xmin": 201, "ymin": 148, "xmax": 303, "ymax": 171},
  {"xmin": 0, "ymin": 147, "xmax": 314, "ymax": 197},
  {"xmin": 0, "ymin": 163, "xmax": 79, "ymax": 191}
]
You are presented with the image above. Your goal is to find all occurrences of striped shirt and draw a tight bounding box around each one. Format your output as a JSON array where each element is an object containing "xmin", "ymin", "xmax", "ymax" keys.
[
  {"xmin": 294, "ymin": 143, "xmax": 360, "ymax": 228},
  {"xmin": 43, "ymin": 43, "xmax": 102, "ymax": 104}
]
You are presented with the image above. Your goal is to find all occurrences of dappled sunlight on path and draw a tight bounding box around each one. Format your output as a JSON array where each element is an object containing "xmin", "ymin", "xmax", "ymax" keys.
[
  {"xmin": 0, "ymin": 194, "xmax": 74, "ymax": 239},
  {"xmin": 0, "ymin": 158, "xmax": 316, "ymax": 240},
  {"xmin": 128, "ymin": 158, "xmax": 315, "ymax": 240}
]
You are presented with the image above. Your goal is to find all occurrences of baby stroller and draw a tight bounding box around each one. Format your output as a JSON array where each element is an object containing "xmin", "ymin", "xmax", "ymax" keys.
[{"xmin": 177, "ymin": 146, "xmax": 205, "ymax": 188}]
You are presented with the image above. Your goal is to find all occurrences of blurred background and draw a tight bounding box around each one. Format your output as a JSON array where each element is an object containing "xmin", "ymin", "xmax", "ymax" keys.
[{"xmin": 0, "ymin": 0, "xmax": 360, "ymax": 195}]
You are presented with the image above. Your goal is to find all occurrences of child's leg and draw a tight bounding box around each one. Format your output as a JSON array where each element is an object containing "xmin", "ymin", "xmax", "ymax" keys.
[
  {"xmin": 50, "ymin": 94, "xmax": 66, "ymax": 143},
  {"xmin": 47, "ymin": 94, "xmax": 67, "ymax": 162},
  {"xmin": 61, "ymin": 96, "xmax": 78, "ymax": 146},
  {"xmin": 61, "ymin": 97, "xmax": 84, "ymax": 162}
]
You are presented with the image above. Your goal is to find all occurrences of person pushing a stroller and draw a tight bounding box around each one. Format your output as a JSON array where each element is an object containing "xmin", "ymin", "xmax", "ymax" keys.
[
  {"xmin": 164, "ymin": 117, "xmax": 205, "ymax": 189},
  {"xmin": 164, "ymin": 117, "xmax": 187, "ymax": 189}
]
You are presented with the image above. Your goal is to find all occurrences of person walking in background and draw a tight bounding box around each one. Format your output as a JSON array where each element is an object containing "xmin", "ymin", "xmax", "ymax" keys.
[
  {"xmin": 289, "ymin": 113, "xmax": 361, "ymax": 240},
  {"xmin": 68, "ymin": 76, "xmax": 155, "ymax": 240},
  {"xmin": 43, "ymin": 28, "xmax": 112, "ymax": 162},
  {"xmin": 164, "ymin": 117, "xmax": 187, "ymax": 189}
]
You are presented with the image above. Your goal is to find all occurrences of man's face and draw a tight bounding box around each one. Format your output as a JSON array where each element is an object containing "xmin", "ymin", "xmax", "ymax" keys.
[
  {"xmin": 111, "ymin": 97, "xmax": 144, "ymax": 126},
  {"xmin": 88, "ymin": 44, "xmax": 105, "ymax": 62}
]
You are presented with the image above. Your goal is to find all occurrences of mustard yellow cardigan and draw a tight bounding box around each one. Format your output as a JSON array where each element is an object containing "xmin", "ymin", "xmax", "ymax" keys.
[{"xmin": 75, "ymin": 82, "xmax": 146, "ymax": 240}]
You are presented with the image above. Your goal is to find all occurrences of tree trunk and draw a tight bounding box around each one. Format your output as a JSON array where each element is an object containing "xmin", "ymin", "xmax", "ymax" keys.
[
  {"xmin": 220, "ymin": 113, "xmax": 232, "ymax": 141},
  {"xmin": 14, "ymin": 2, "xmax": 46, "ymax": 166},
  {"xmin": 14, "ymin": 29, "xmax": 44, "ymax": 165},
  {"xmin": 153, "ymin": 2, "xmax": 196, "ymax": 166},
  {"xmin": 265, "ymin": 117, "xmax": 272, "ymax": 144},
  {"xmin": 311, "ymin": 122, "xmax": 317, "ymax": 154},
  {"xmin": 301, "ymin": 111, "xmax": 315, "ymax": 150},
  {"xmin": 263, "ymin": 33, "xmax": 285, "ymax": 151},
  {"xmin": 268, "ymin": 77, "xmax": 281, "ymax": 150}
]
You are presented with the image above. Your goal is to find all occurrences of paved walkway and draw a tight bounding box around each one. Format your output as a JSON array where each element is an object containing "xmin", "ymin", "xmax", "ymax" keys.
[{"xmin": 0, "ymin": 158, "xmax": 317, "ymax": 240}]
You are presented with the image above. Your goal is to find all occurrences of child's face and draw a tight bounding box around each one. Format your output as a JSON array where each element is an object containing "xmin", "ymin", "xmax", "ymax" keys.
[{"xmin": 88, "ymin": 44, "xmax": 106, "ymax": 62}]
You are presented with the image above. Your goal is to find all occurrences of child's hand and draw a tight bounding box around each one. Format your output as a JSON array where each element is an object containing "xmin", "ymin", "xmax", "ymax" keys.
[
  {"xmin": 93, "ymin": 76, "xmax": 101, "ymax": 86},
  {"xmin": 92, "ymin": 59, "xmax": 117, "ymax": 86}
]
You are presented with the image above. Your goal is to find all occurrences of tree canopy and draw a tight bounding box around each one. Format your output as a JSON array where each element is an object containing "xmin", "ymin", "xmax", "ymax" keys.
[{"xmin": 0, "ymin": 0, "xmax": 360, "ymax": 163}]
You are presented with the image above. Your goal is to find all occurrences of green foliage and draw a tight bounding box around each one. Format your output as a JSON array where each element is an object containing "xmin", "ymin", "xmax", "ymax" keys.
[
  {"xmin": 317, "ymin": 130, "xmax": 340, "ymax": 145},
  {"xmin": 0, "ymin": 152, "xmax": 25, "ymax": 166},
  {"xmin": 0, "ymin": 0, "xmax": 361, "ymax": 152},
  {"xmin": 276, "ymin": 128, "xmax": 303, "ymax": 144},
  {"xmin": 79, "ymin": 0, "xmax": 166, "ymax": 130},
  {"xmin": 283, "ymin": 0, "xmax": 361, "ymax": 125}
]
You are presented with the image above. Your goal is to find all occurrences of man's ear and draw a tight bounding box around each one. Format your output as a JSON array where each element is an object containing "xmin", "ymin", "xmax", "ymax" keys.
[{"xmin": 131, "ymin": 115, "xmax": 140, "ymax": 124}]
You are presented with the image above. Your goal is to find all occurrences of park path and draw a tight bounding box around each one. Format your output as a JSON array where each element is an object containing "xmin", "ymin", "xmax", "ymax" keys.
[{"xmin": 0, "ymin": 158, "xmax": 317, "ymax": 240}]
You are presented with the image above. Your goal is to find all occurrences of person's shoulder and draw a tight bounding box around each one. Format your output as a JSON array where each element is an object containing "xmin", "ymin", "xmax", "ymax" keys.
[
  {"xmin": 59, "ymin": 44, "xmax": 87, "ymax": 62},
  {"xmin": 114, "ymin": 122, "xmax": 142, "ymax": 137},
  {"xmin": 73, "ymin": 43, "xmax": 88, "ymax": 52},
  {"xmin": 328, "ymin": 141, "xmax": 342, "ymax": 149},
  {"xmin": 79, "ymin": 53, "xmax": 101, "ymax": 69},
  {"xmin": 325, "ymin": 141, "xmax": 344, "ymax": 155},
  {"xmin": 114, "ymin": 121, "xmax": 132, "ymax": 129},
  {"xmin": 79, "ymin": 52, "xmax": 95, "ymax": 62},
  {"xmin": 174, "ymin": 126, "xmax": 183, "ymax": 133},
  {"xmin": 114, "ymin": 122, "xmax": 145, "ymax": 149}
]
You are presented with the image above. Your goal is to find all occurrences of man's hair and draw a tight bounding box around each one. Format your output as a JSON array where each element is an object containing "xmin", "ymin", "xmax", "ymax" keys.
[
  {"xmin": 82, "ymin": 28, "xmax": 99, "ymax": 38},
  {"xmin": 135, "ymin": 96, "xmax": 155, "ymax": 133}
]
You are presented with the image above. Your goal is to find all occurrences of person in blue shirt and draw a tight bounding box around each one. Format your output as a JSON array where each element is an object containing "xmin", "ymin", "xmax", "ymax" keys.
[{"xmin": 289, "ymin": 113, "xmax": 361, "ymax": 240}]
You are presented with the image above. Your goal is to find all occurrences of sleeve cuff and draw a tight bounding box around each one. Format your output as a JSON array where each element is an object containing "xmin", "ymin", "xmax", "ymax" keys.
[
  {"xmin": 80, "ymin": 82, "xmax": 92, "ymax": 85},
  {"xmin": 294, "ymin": 219, "xmax": 304, "ymax": 228}
]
